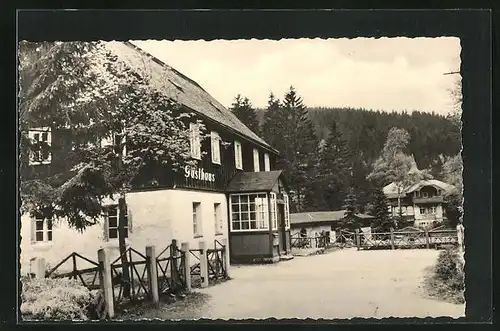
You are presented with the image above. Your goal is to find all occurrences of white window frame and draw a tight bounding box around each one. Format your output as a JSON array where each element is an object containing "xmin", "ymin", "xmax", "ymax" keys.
[
  {"xmin": 28, "ymin": 127, "xmax": 52, "ymax": 165},
  {"xmin": 229, "ymin": 193, "xmax": 269, "ymax": 232},
  {"xmin": 105, "ymin": 205, "xmax": 128, "ymax": 240},
  {"xmin": 430, "ymin": 206, "xmax": 437, "ymax": 214},
  {"xmin": 101, "ymin": 132, "xmax": 127, "ymax": 157},
  {"xmin": 33, "ymin": 217, "xmax": 53, "ymax": 243},
  {"xmin": 234, "ymin": 141, "xmax": 243, "ymax": 170},
  {"xmin": 190, "ymin": 123, "xmax": 202, "ymax": 160},
  {"xmin": 193, "ymin": 202, "xmax": 202, "ymax": 237},
  {"xmin": 214, "ymin": 202, "xmax": 223, "ymax": 235},
  {"xmin": 253, "ymin": 148, "xmax": 260, "ymax": 172},
  {"xmin": 270, "ymin": 192, "xmax": 278, "ymax": 230},
  {"xmin": 264, "ymin": 153, "xmax": 270, "ymax": 171},
  {"xmin": 284, "ymin": 194, "xmax": 290, "ymax": 229},
  {"xmin": 420, "ymin": 207, "xmax": 426, "ymax": 215},
  {"xmin": 211, "ymin": 131, "xmax": 221, "ymax": 165}
]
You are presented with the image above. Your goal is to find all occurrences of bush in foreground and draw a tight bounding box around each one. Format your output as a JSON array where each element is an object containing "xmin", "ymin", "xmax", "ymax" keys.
[
  {"xmin": 424, "ymin": 248, "xmax": 465, "ymax": 304},
  {"xmin": 21, "ymin": 277, "xmax": 96, "ymax": 321}
]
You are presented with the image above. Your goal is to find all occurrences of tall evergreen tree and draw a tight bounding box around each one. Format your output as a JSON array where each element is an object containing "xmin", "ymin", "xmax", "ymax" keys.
[
  {"xmin": 339, "ymin": 187, "xmax": 359, "ymax": 230},
  {"xmin": 230, "ymin": 94, "xmax": 261, "ymax": 135},
  {"xmin": 370, "ymin": 187, "xmax": 394, "ymax": 232}
]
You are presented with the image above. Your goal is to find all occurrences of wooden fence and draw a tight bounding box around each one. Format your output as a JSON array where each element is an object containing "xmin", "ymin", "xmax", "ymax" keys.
[{"xmin": 30, "ymin": 238, "xmax": 230, "ymax": 320}]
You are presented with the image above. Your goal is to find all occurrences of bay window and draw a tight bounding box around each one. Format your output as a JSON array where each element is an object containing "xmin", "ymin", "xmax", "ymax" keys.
[{"xmin": 230, "ymin": 193, "xmax": 268, "ymax": 231}]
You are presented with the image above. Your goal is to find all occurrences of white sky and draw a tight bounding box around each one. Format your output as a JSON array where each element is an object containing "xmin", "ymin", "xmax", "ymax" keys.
[{"xmin": 132, "ymin": 37, "xmax": 461, "ymax": 115}]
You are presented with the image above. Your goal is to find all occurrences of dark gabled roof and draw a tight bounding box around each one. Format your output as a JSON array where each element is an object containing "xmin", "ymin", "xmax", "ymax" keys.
[
  {"xmin": 290, "ymin": 210, "xmax": 374, "ymax": 226},
  {"xmin": 103, "ymin": 41, "xmax": 278, "ymax": 154},
  {"xmin": 226, "ymin": 170, "xmax": 283, "ymax": 193}
]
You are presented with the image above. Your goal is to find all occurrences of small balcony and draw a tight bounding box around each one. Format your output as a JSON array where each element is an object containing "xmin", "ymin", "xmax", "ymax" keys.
[{"xmin": 413, "ymin": 196, "xmax": 444, "ymax": 204}]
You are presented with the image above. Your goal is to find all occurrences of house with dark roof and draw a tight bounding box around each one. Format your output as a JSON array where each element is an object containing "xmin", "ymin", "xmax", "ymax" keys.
[
  {"xmin": 290, "ymin": 211, "xmax": 374, "ymax": 240},
  {"xmin": 20, "ymin": 41, "xmax": 292, "ymax": 273}
]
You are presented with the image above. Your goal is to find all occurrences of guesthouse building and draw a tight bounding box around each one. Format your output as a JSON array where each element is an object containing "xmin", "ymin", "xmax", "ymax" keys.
[{"xmin": 20, "ymin": 41, "xmax": 292, "ymax": 275}]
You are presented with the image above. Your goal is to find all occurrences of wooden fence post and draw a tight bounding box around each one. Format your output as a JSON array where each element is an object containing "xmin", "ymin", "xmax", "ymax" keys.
[
  {"xmin": 180, "ymin": 242, "xmax": 191, "ymax": 291},
  {"xmin": 390, "ymin": 228, "xmax": 395, "ymax": 250},
  {"xmin": 425, "ymin": 229, "xmax": 430, "ymax": 249},
  {"xmin": 145, "ymin": 246, "xmax": 159, "ymax": 307},
  {"xmin": 32, "ymin": 257, "xmax": 46, "ymax": 278},
  {"xmin": 199, "ymin": 241, "xmax": 209, "ymax": 288},
  {"xmin": 170, "ymin": 239, "xmax": 179, "ymax": 291},
  {"xmin": 98, "ymin": 248, "xmax": 114, "ymax": 319},
  {"xmin": 355, "ymin": 229, "xmax": 360, "ymax": 250},
  {"xmin": 220, "ymin": 238, "xmax": 230, "ymax": 278}
]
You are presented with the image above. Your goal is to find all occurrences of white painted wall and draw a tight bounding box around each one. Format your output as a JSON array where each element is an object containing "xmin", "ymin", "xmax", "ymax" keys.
[{"xmin": 20, "ymin": 189, "xmax": 228, "ymax": 275}]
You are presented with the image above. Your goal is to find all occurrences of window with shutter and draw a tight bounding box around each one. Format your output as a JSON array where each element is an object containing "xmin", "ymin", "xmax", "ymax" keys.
[
  {"xmin": 193, "ymin": 202, "xmax": 202, "ymax": 237},
  {"xmin": 284, "ymin": 194, "xmax": 290, "ymax": 229},
  {"xmin": 105, "ymin": 205, "xmax": 128, "ymax": 240},
  {"xmin": 211, "ymin": 131, "xmax": 221, "ymax": 164},
  {"xmin": 190, "ymin": 123, "xmax": 201, "ymax": 160},
  {"xmin": 264, "ymin": 153, "xmax": 270, "ymax": 171},
  {"xmin": 270, "ymin": 192, "xmax": 278, "ymax": 230},
  {"xmin": 253, "ymin": 148, "xmax": 260, "ymax": 172},
  {"xmin": 32, "ymin": 216, "xmax": 53, "ymax": 243},
  {"xmin": 28, "ymin": 127, "xmax": 52, "ymax": 165},
  {"xmin": 214, "ymin": 203, "xmax": 222, "ymax": 235},
  {"xmin": 234, "ymin": 141, "xmax": 242, "ymax": 170}
]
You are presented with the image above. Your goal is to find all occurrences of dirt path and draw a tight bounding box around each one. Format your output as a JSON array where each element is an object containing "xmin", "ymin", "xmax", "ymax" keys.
[{"xmin": 151, "ymin": 248, "xmax": 465, "ymax": 320}]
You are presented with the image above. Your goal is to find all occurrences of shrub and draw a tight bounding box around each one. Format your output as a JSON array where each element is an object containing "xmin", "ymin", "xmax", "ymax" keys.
[
  {"xmin": 21, "ymin": 277, "xmax": 96, "ymax": 321},
  {"xmin": 424, "ymin": 248, "xmax": 465, "ymax": 304}
]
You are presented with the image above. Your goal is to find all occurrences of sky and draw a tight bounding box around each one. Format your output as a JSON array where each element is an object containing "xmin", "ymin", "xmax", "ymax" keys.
[{"xmin": 132, "ymin": 37, "xmax": 461, "ymax": 115}]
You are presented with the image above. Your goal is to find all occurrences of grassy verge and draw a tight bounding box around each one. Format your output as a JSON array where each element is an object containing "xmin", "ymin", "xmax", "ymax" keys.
[{"xmin": 423, "ymin": 248, "xmax": 465, "ymax": 304}]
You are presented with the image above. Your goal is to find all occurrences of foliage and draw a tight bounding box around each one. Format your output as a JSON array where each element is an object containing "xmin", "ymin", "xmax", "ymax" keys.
[
  {"xmin": 441, "ymin": 153, "xmax": 464, "ymax": 225},
  {"xmin": 21, "ymin": 277, "xmax": 96, "ymax": 320},
  {"xmin": 261, "ymin": 87, "xmax": 318, "ymax": 212},
  {"xmin": 230, "ymin": 94, "xmax": 261, "ymax": 135},
  {"xmin": 424, "ymin": 248, "xmax": 465, "ymax": 304},
  {"xmin": 338, "ymin": 188, "xmax": 359, "ymax": 230},
  {"xmin": 19, "ymin": 41, "xmax": 194, "ymax": 230},
  {"xmin": 369, "ymin": 187, "xmax": 394, "ymax": 232}
]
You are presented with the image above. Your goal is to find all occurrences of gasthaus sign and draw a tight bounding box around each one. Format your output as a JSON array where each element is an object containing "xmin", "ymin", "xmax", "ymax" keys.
[{"xmin": 184, "ymin": 165, "xmax": 216, "ymax": 182}]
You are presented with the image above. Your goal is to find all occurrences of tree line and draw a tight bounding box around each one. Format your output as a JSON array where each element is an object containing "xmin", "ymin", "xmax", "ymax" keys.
[{"xmin": 229, "ymin": 87, "xmax": 463, "ymax": 229}]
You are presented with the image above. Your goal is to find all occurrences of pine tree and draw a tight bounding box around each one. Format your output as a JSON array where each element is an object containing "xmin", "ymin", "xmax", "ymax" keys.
[
  {"xmin": 370, "ymin": 187, "xmax": 394, "ymax": 232},
  {"xmin": 230, "ymin": 94, "xmax": 261, "ymax": 135},
  {"xmin": 339, "ymin": 187, "xmax": 359, "ymax": 230},
  {"xmin": 316, "ymin": 120, "xmax": 352, "ymax": 210}
]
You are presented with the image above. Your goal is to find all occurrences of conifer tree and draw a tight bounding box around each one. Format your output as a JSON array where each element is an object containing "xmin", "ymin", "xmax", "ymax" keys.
[
  {"xmin": 339, "ymin": 187, "xmax": 359, "ymax": 231},
  {"xmin": 230, "ymin": 94, "xmax": 261, "ymax": 135},
  {"xmin": 370, "ymin": 187, "xmax": 394, "ymax": 232}
]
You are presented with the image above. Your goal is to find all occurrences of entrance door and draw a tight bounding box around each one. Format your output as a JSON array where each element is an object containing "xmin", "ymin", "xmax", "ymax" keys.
[{"xmin": 277, "ymin": 203, "xmax": 286, "ymax": 254}]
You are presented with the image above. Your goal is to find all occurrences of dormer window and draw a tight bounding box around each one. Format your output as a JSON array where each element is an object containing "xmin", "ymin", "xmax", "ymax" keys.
[
  {"xmin": 253, "ymin": 148, "xmax": 260, "ymax": 172},
  {"xmin": 264, "ymin": 153, "xmax": 270, "ymax": 171},
  {"xmin": 189, "ymin": 123, "xmax": 201, "ymax": 160},
  {"xmin": 234, "ymin": 141, "xmax": 242, "ymax": 170},
  {"xmin": 28, "ymin": 127, "xmax": 52, "ymax": 165},
  {"xmin": 211, "ymin": 131, "xmax": 221, "ymax": 165}
]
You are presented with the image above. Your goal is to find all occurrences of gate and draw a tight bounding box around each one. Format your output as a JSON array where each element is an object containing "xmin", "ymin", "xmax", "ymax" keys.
[
  {"xmin": 45, "ymin": 252, "xmax": 102, "ymax": 291},
  {"xmin": 206, "ymin": 240, "xmax": 228, "ymax": 282},
  {"xmin": 188, "ymin": 248, "xmax": 202, "ymax": 288},
  {"xmin": 332, "ymin": 230, "xmax": 357, "ymax": 248},
  {"xmin": 110, "ymin": 247, "xmax": 150, "ymax": 307},
  {"xmin": 156, "ymin": 241, "xmax": 187, "ymax": 295}
]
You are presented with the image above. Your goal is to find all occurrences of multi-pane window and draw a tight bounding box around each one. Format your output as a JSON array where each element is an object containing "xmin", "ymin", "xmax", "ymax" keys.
[
  {"xmin": 33, "ymin": 217, "xmax": 53, "ymax": 242},
  {"xmin": 284, "ymin": 194, "xmax": 290, "ymax": 229},
  {"xmin": 211, "ymin": 131, "xmax": 221, "ymax": 164},
  {"xmin": 253, "ymin": 148, "xmax": 260, "ymax": 172},
  {"xmin": 101, "ymin": 132, "xmax": 127, "ymax": 157},
  {"xmin": 214, "ymin": 203, "xmax": 223, "ymax": 235},
  {"xmin": 270, "ymin": 192, "xmax": 278, "ymax": 229},
  {"xmin": 230, "ymin": 193, "xmax": 268, "ymax": 231},
  {"xmin": 189, "ymin": 123, "xmax": 201, "ymax": 160},
  {"xmin": 234, "ymin": 141, "xmax": 242, "ymax": 170},
  {"xmin": 28, "ymin": 128, "xmax": 52, "ymax": 165},
  {"xmin": 193, "ymin": 202, "xmax": 202, "ymax": 237},
  {"xmin": 106, "ymin": 206, "xmax": 128, "ymax": 239},
  {"xmin": 264, "ymin": 153, "xmax": 270, "ymax": 171},
  {"xmin": 420, "ymin": 207, "xmax": 426, "ymax": 215}
]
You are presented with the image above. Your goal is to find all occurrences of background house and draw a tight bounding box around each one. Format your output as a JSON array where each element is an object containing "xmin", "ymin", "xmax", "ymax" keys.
[
  {"xmin": 20, "ymin": 41, "xmax": 291, "ymax": 275},
  {"xmin": 383, "ymin": 179, "xmax": 455, "ymax": 229},
  {"xmin": 290, "ymin": 210, "xmax": 374, "ymax": 240}
]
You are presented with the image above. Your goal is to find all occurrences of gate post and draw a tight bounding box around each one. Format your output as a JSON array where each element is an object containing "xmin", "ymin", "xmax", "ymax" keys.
[
  {"xmin": 220, "ymin": 238, "xmax": 230, "ymax": 278},
  {"xmin": 355, "ymin": 229, "xmax": 361, "ymax": 250},
  {"xmin": 199, "ymin": 241, "xmax": 209, "ymax": 288},
  {"xmin": 390, "ymin": 228, "xmax": 395, "ymax": 250},
  {"xmin": 98, "ymin": 248, "xmax": 114, "ymax": 319},
  {"xmin": 145, "ymin": 246, "xmax": 159, "ymax": 307},
  {"xmin": 180, "ymin": 242, "xmax": 191, "ymax": 291},
  {"xmin": 170, "ymin": 239, "xmax": 179, "ymax": 291},
  {"xmin": 32, "ymin": 257, "xmax": 46, "ymax": 278},
  {"xmin": 425, "ymin": 229, "xmax": 430, "ymax": 249}
]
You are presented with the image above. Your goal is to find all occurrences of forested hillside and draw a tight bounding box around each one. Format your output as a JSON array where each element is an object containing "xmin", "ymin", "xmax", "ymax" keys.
[{"xmin": 255, "ymin": 106, "xmax": 461, "ymax": 170}]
